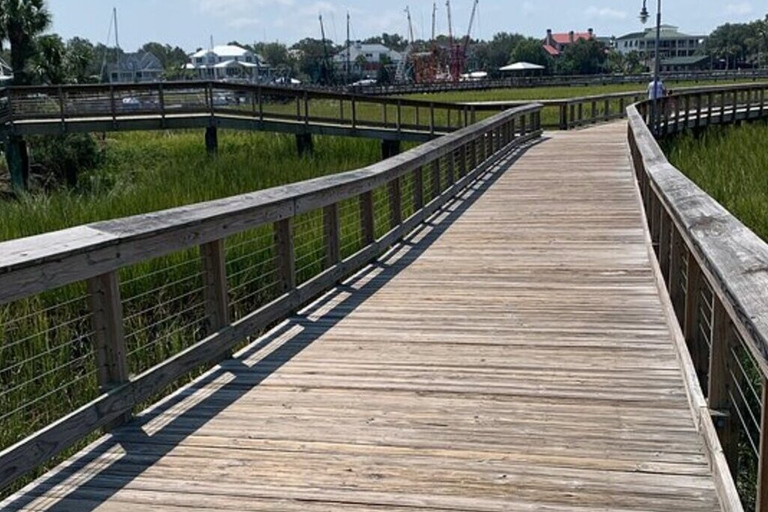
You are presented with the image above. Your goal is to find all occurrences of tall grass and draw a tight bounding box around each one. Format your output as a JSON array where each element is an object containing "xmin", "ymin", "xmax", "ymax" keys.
[{"xmin": 663, "ymin": 121, "xmax": 768, "ymax": 241}]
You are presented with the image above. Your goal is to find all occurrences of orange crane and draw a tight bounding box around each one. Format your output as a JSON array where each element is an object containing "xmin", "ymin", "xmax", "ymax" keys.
[{"xmin": 447, "ymin": 0, "xmax": 479, "ymax": 81}]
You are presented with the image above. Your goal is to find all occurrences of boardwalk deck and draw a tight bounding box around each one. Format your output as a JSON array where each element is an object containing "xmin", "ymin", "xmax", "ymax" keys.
[{"xmin": 3, "ymin": 122, "xmax": 723, "ymax": 511}]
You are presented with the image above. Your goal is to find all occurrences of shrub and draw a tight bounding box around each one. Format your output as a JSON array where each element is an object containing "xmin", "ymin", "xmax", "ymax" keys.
[{"xmin": 28, "ymin": 133, "xmax": 102, "ymax": 187}]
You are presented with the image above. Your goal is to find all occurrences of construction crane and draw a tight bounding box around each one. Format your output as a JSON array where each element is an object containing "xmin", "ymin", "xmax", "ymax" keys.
[
  {"xmin": 395, "ymin": 7, "xmax": 416, "ymax": 83},
  {"xmin": 448, "ymin": 0, "xmax": 479, "ymax": 81},
  {"xmin": 431, "ymin": 2, "xmax": 437, "ymax": 42}
]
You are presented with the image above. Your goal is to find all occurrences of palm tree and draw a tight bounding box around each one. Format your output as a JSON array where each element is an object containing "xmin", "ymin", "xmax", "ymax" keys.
[{"xmin": 0, "ymin": 0, "xmax": 52, "ymax": 85}]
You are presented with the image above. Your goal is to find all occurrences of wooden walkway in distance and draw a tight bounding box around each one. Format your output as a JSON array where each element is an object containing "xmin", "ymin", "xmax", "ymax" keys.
[{"xmin": 4, "ymin": 122, "xmax": 723, "ymax": 511}]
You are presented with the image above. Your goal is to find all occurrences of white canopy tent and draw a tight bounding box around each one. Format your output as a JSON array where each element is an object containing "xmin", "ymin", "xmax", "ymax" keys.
[{"xmin": 500, "ymin": 62, "xmax": 546, "ymax": 72}]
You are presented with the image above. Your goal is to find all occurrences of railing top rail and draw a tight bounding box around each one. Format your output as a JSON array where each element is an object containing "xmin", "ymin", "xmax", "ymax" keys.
[
  {"xmin": 0, "ymin": 102, "xmax": 542, "ymax": 306},
  {"xmin": 0, "ymin": 80, "xmax": 471, "ymax": 112},
  {"xmin": 627, "ymin": 98, "xmax": 768, "ymax": 377}
]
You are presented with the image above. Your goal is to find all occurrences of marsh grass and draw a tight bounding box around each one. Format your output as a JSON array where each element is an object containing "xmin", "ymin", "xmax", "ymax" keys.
[{"xmin": 663, "ymin": 121, "xmax": 768, "ymax": 241}]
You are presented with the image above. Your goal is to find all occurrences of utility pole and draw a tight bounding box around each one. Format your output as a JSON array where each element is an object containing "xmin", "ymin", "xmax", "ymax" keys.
[{"xmin": 346, "ymin": 12, "xmax": 351, "ymax": 84}]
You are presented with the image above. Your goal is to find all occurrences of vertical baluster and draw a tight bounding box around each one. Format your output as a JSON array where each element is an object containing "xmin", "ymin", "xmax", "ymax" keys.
[
  {"xmin": 659, "ymin": 206, "xmax": 671, "ymax": 280},
  {"xmin": 757, "ymin": 379, "xmax": 768, "ymax": 512},
  {"xmin": 709, "ymin": 299, "xmax": 739, "ymax": 472},
  {"xmin": 389, "ymin": 178, "xmax": 402, "ymax": 228},
  {"xmin": 683, "ymin": 251, "xmax": 704, "ymax": 378},
  {"xmin": 360, "ymin": 191, "xmax": 375, "ymax": 245},
  {"xmin": 432, "ymin": 160, "xmax": 441, "ymax": 197},
  {"xmin": 413, "ymin": 166, "xmax": 424, "ymax": 211},
  {"xmin": 87, "ymin": 271, "xmax": 131, "ymax": 429}
]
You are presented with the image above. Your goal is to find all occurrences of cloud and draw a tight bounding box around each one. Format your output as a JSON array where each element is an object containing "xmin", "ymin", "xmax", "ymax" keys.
[
  {"xmin": 197, "ymin": 0, "xmax": 294, "ymax": 18},
  {"xmin": 522, "ymin": 2, "xmax": 536, "ymax": 15},
  {"xmin": 585, "ymin": 6, "xmax": 628, "ymax": 20},
  {"xmin": 724, "ymin": 2, "xmax": 753, "ymax": 15}
]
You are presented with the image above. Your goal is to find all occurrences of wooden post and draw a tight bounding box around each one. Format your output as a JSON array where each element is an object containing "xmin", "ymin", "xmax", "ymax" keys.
[
  {"xmin": 619, "ymin": 97, "xmax": 625, "ymax": 119},
  {"xmin": 669, "ymin": 228, "xmax": 685, "ymax": 317},
  {"xmin": 303, "ymin": 90, "xmax": 310, "ymax": 126},
  {"xmin": 360, "ymin": 191, "xmax": 375, "ymax": 245},
  {"xmin": 708, "ymin": 299, "xmax": 739, "ymax": 473},
  {"xmin": 591, "ymin": 100, "xmax": 597, "ymax": 123},
  {"xmin": 110, "ymin": 85, "xmax": 117, "ymax": 128},
  {"xmin": 683, "ymin": 95, "xmax": 690, "ymax": 130},
  {"xmin": 389, "ymin": 179, "xmax": 402, "ymax": 228},
  {"xmin": 323, "ymin": 203, "xmax": 341, "ymax": 267},
  {"xmin": 559, "ymin": 103, "xmax": 568, "ymax": 130},
  {"xmin": 708, "ymin": 92, "xmax": 714, "ymax": 124},
  {"xmin": 696, "ymin": 94, "xmax": 703, "ymax": 128},
  {"xmin": 603, "ymin": 99, "xmax": 610, "ymax": 121},
  {"xmin": 578, "ymin": 103, "xmax": 583, "ymax": 126},
  {"xmin": 158, "ymin": 82, "xmax": 166, "ymax": 128},
  {"xmin": 447, "ymin": 151, "xmax": 456, "ymax": 186},
  {"xmin": 413, "ymin": 166, "xmax": 424, "ymax": 210},
  {"xmin": 520, "ymin": 114, "xmax": 527, "ymax": 136},
  {"xmin": 760, "ymin": 87, "xmax": 765, "ymax": 118},
  {"xmin": 683, "ymin": 251, "xmax": 703, "ymax": 374},
  {"xmin": 201, "ymin": 239, "xmax": 230, "ymax": 343},
  {"xmin": 274, "ymin": 218, "xmax": 296, "ymax": 293},
  {"xmin": 258, "ymin": 86, "xmax": 264, "ymax": 124},
  {"xmin": 431, "ymin": 160, "xmax": 441, "ymax": 198},
  {"xmin": 87, "ymin": 271, "xmax": 131, "ymax": 428},
  {"xmin": 396, "ymin": 100, "xmax": 402, "ymax": 132},
  {"xmin": 659, "ymin": 207, "xmax": 671, "ymax": 280},
  {"xmin": 351, "ymin": 96, "xmax": 357, "ymax": 129},
  {"xmin": 650, "ymin": 194, "xmax": 661, "ymax": 254},
  {"xmin": 429, "ymin": 102, "xmax": 435, "ymax": 135},
  {"xmin": 569, "ymin": 104, "xmax": 576, "ymax": 129},
  {"xmin": 58, "ymin": 86, "xmax": 66, "ymax": 129}
]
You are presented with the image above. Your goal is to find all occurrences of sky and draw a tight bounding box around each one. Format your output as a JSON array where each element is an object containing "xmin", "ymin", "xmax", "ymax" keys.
[{"xmin": 48, "ymin": 0, "xmax": 764, "ymax": 52}]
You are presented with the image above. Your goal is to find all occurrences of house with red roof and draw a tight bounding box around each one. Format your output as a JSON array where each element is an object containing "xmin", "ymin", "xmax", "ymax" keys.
[{"xmin": 542, "ymin": 28, "xmax": 595, "ymax": 58}]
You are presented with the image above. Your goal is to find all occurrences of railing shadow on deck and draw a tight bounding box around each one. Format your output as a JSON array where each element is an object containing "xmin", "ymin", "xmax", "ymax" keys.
[{"xmin": 1, "ymin": 135, "xmax": 546, "ymax": 512}]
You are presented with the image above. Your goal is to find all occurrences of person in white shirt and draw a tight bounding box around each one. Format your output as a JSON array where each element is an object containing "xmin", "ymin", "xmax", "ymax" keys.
[{"xmin": 647, "ymin": 78, "xmax": 665, "ymax": 100}]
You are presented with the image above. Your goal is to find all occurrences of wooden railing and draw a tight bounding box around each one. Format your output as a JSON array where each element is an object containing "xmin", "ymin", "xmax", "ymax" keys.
[
  {"xmin": 628, "ymin": 82, "xmax": 768, "ymax": 511},
  {"xmin": 0, "ymin": 81, "xmax": 504, "ymax": 138},
  {"xmin": 348, "ymin": 68, "xmax": 768, "ymax": 96},
  {"xmin": 0, "ymin": 103, "xmax": 542, "ymax": 492}
]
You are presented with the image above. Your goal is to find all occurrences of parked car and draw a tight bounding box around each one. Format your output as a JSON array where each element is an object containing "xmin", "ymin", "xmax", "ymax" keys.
[{"xmin": 121, "ymin": 97, "xmax": 141, "ymax": 110}]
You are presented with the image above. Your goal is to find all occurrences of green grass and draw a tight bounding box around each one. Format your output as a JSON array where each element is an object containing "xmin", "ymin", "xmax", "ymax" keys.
[
  {"xmin": 663, "ymin": 121, "xmax": 768, "ymax": 241},
  {"xmin": 0, "ymin": 130, "xmax": 381, "ymax": 241}
]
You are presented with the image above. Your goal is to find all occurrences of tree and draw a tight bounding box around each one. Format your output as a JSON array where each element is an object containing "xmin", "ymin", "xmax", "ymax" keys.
[
  {"xmin": 29, "ymin": 32, "xmax": 64, "ymax": 83},
  {"xmin": 510, "ymin": 37, "xmax": 551, "ymax": 70},
  {"xmin": 707, "ymin": 22, "xmax": 757, "ymax": 69},
  {"xmin": 291, "ymin": 37, "xmax": 337, "ymax": 83},
  {"xmin": 65, "ymin": 36, "xmax": 94, "ymax": 83},
  {"xmin": 557, "ymin": 39, "xmax": 608, "ymax": 75},
  {"xmin": 254, "ymin": 42, "xmax": 293, "ymax": 70},
  {"xmin": 0, "ymin": 0, "xmax": 52, "ymax": 84}
]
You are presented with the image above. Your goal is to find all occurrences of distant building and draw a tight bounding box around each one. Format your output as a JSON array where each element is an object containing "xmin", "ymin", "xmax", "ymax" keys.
[
  {"xmin": 108, "ymin": 52, "xmax": 163, "ymax": 83},
  {"xmin": 615, "ymin": 25, "xmax": 707, "ymax": 66},
  {"xmin": 543, "ymin": 29, "xmax": 596, "ymax": 58},
  {"xmin": 187, "ymin": 45, "xmax": 270, "ymax": 82},
  {"xmin": 333, "ymin": 43, "xmax": 402, "ymax": 75}
]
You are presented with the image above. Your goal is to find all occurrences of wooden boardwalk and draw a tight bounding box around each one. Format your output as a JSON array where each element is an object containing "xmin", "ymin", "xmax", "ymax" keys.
[{"xmin": 4, "ymin": 122, "xmax": 723, "ymax": 511}]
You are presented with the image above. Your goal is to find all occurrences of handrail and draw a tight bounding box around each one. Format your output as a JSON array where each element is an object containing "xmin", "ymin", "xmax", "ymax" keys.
[
  {"xmin": 628, "ymin": 82, "xmax": 768, "ymax": 510},
  {"xmin": 0, "ymin": 103, "xmax": 543, "ymax": 492},
  {"xmin": 348, "ymin": 68, "xmax": 768, "ymax": 96}
]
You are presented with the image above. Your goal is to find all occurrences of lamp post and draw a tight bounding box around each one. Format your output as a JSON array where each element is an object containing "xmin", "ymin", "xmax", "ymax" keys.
[{"xmin": 640, "ymin": 0, "xmax": 662, "ymax": 135}]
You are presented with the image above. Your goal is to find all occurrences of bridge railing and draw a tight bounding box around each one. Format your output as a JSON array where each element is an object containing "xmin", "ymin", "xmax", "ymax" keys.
[
  {"xmin": 348, "ymin": 68, "xmax": 768, "ymax": 96},
  {"xmin": 0, "ymin": 103, "xmax": 542, "ymax": 492},
  {"xmin": 0, "ymin": 81, "xmax": 505, "ymax": 136},
  {"xmin": 628, "ymin": 82, "xmax": 768, "ymax": 510}
]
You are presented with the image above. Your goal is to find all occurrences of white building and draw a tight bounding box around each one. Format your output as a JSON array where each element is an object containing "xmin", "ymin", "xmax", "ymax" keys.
[
  {"xmin": 187, "ymin": 45, "xmax": 270, "ymax": 82},
  {"xmin": 615, "ymin": 25, "xmax": 706, "ymax": 61},
  {"xmin": 333, "ymin": 43, "xmax": 402, "ymax": 75}
]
